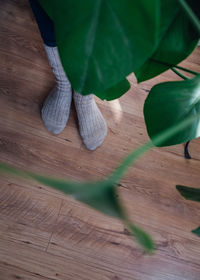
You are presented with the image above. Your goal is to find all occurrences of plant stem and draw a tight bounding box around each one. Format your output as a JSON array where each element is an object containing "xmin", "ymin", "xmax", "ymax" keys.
[
  {"xmin": 171, "ymin": 67, "xmax": 189, "ymax": 80},
  {"xmin": 178, "ymin": 0, "xmax": 200, "ymax": 35},
  {"xmin": 150, "ymin": 58, "xmax": 199, "ymax": 76},
  {"xmin": 109, "ymin": 142, "xmax": 153, "ymax": 183},
  {"xmin": 175, "ymin": 65, "xmax": 199, "ymax": 75},
  {"xmin": 184, "ymin": 141, "xmax": 191, "ymax": 159},
  {"xmin": 110, "ymin": 111, "xmax": 200, "ymax": 183}
]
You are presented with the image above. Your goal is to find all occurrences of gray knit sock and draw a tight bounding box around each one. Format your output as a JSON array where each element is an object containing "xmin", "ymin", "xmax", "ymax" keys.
[
  {"xmin": 73, "ymin": 92, "xmax": 107, "ymax": 150},
  {"xmin": 41, "ymin": 45, "xmax": 72, "ymax": 134}
]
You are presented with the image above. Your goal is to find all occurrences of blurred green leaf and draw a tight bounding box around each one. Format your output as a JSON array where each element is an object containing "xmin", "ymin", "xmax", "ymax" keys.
[
  {"xmin": 31, "ymin": 172, "xmax": 155, "ymax": 251},
  {"xmin": 144, "ymin": 74, "xmax": 200, "ymax": 146},
  {"xmin": 192, "ymin": 226, "xmax": 200, "ymax": 237},
  {"xmin": 135, "ymin": 0, "xmax": 199, "ymax": 82},
  {"xmin": 128, "ymin": 223, "xmax": 155, "ymax": 252},
  {"xmin": 0, "ymin": 162, "xmax": 154, "ymax": 252},
  {"xmin": 32, "ymin": 173, "xmax": 124, "ymax": 218},
  {"xmin": 176, "ymin": 185, "xmax": 200, "ymax": 202}
]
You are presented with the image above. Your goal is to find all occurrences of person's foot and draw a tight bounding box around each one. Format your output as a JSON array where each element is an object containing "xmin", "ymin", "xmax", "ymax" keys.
[
  {"xmin": 73, "ymin": 92, "xmax": 107, "ymax": 150},
  {"xmin": 41, "ymin": 45, "xmax": 72, "ymax": 134}
]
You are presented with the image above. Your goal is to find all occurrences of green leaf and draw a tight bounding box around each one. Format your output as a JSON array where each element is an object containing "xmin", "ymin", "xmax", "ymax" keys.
[
  {"xmin": 135, "ymin": 0, "xmax": 199, "ymax": 82},
  {"xmin": 39, "ymin": 0, "xmax": 160, "ymax": 95},
  {"xmin": 176, "ymin": 185, "xmax": 200, "ymax": 202},
  {"xmin": 0, "ymin": 162, "xmax": 154, "ymax": 251},
  {"xmin": 94, "ymin": 79, "xmax": 130, "ymax": 101},
  {"xmin": 192, "ymin": 226, "xmax": 200, "ymax": 237},
  {"xmin": 0, "ymin": 162, "xmax": 123, "ymax": 218},
  {"xmin": 33, "ymin": 171, "xmax": 156, "ymax": 251},
  {"xmin": 176, "ymin": 185, "xmax": 200, "ymax": 238},
  {"xmin": 144, "ymin": 74, "xmax": 200, "ymax": 146},
  {"xmin": 33, "ymin": 173, "xmax": 125, "ymax": 218},
  {"xmin": 128, "ymin": 223, "xmax": 155, "ymax": 252}
]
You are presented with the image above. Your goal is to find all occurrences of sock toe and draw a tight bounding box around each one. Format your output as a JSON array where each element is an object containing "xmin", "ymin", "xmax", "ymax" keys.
[
  {"xmin": 41, "ymin": 87, "xmax": 71, "ymax": 135},
  {"xmin": 74, "ymin": 93, "xmax": 107, "ymax": 150},
  {"xmin": 42, "ymin": 119, "xmax": 65, "ymax": 135},
  {"xmin": 83, "ymin": 120, "xmax": 107, "ymax": 150}
]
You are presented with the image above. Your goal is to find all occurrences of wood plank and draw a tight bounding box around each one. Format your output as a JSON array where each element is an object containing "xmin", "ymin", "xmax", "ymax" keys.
[
  {"xmin": 0, "ymin": 0, "xmax": 200, "ymax": 279},
  {"xmin": 1, "ymin": 237, "xmax": 200, "ymax": 280},
  {"xmin": 47, "ymin": 212, "xmax": 200, "ymax": 280},
  {"xmin": 0, "ymin": 180, "xmax": 62, "ymax": 250},
  {"xmin": 51, "ymin": 194, "xmax": 200, "ymax": 264},
  {"xmin": 0, "ymin": 238, "xmax": 120, "ymax": 280}
]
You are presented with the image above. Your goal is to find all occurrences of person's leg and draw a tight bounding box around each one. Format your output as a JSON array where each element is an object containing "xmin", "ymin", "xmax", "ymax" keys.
[
  {"xmin": 29, "ymin": 0, "xmax": 72, "ymax": 134},
  {"xmin": 29, "ymin": 0, "xmax": 107, "ymax": 149},
  {"xmin": 29, "ymin": 0, "xmax": 56, "ymax": 47}
]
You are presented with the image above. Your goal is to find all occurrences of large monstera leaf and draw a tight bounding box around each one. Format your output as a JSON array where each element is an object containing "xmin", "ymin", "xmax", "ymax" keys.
[
  {"xmin": 144, "ymin": 74, "xmax": 200, "ymax": 146},
  {"xmin": 38, "ymin": 0, "xmax": 199, "ymax": 100},
  {"xmin": 135, "ymin": 0, "xmax": 199, "ymax": 82},
  {"xmin": 39, "ymin": 0, "xmax": 160, "ymax": 96}
]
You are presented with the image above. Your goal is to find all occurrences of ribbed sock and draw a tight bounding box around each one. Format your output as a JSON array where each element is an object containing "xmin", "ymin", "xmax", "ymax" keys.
[
  {"xmin": 41, "ymin": 45, "xmax": 72, "ymax": 134},
  {"xmin": 73, "ymin": 92, "xmax": 107, "ymax": 150}
]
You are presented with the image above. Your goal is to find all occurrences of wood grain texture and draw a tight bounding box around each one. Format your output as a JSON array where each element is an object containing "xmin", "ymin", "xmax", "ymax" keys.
[{"xmin": 0, "ymin": 0, "xmax": 200, "ymax": 279}]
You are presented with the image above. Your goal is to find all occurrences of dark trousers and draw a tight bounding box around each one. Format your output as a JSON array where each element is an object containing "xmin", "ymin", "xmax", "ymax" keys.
[{"xmin": 29, "ymin": 0, "xmax": 56, "ymax": 47}]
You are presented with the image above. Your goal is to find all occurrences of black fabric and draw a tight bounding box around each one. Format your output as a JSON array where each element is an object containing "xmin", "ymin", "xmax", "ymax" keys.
[{"xmin": 29, "ymin": 0, "xmax": 56, "ymax": 47}]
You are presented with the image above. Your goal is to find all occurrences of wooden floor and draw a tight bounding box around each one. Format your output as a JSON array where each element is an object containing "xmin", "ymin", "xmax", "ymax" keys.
[{"xmin": 1, "ymin": 1, "xmax": 200, "ymax": 279}]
